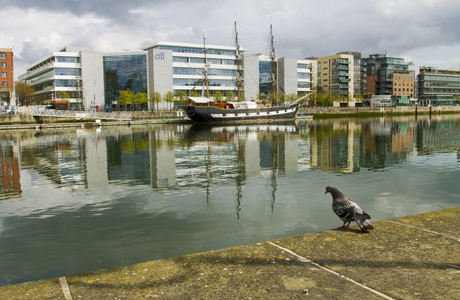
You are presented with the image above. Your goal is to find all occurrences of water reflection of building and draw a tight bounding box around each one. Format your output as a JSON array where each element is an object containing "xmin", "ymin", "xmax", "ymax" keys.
[
  {"xmin": 84, "ymin": 130, "xmax": 109, "ymax": 189},
  {"xmin": 391, "ymin": 123, "xmax": 414, "ymax": 153},
  {"xmin": 150, "ymin": 130, "xmax": 176, "ymax": 188},
  {"xmin": 310, "ymin": 121, "xmax": 362, "ymax": 173},
  {"xmin": 0, "ymin": 142, "xmax": 21, "ymax": 196},
  {"xmin": 415, "ymin": 119, "xmax": 460, "ymax": 154},
  {"xmin": 311, "ymin": 119, "xmax": 417, "ymax": 173}
]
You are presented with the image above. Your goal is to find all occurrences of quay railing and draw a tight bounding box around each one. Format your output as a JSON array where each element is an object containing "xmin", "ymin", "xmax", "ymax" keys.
[{"xmin": 31, "ymin": 109, "xmax": 133, "ymax": 121}]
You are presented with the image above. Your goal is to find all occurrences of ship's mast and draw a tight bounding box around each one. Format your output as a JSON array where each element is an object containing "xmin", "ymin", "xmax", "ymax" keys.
[
  {"xmin": 270, "ymin": 23, "xmax": 277, "ymax": 103},
  {"xmin": 235, "ymin": 20, "xmax": 244, "ymax": 101},
  {"xmin": 203, "ymin": 35, "xmax": 210, "ymax": 98}
]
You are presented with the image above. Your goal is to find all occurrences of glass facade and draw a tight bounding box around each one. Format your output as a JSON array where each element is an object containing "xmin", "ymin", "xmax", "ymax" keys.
[
  {"xmin": 259, "ymin": 60, "xmax": 273, "ymax": 98},
  {"xmin": 418, "ymin": 68, "xmax": 460, "ymax": 105},
  {"xmin": 103, "ymin": 54, "xmax": 147, "ymax": 109},
  {"xmin": 363, "ymin": 54, "xmax": 414, "ymax": 98}
]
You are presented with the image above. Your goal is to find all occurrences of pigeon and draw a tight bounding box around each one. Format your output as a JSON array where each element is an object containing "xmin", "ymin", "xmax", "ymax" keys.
[{"xmin": 325, "ymin": 186, "xmax": 374, "ymax": 233}]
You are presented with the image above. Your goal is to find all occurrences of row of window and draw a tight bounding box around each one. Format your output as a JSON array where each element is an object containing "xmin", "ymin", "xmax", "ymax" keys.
[
  {"xmin": 33, "ymin": 79, "xmax": 80, "ymax": 91},
  {"xmin": 158, "ymin": 45, "xmax": 236, "ymax": 56},
  {"xmin": 394, "ymin": 76, "xmax": 413, "ymax": 81},
  {"xmin": 422, "ymin": 75, "xmax": 460, "ymax": 82},
  {"xmin": 173, "ymin": 67, "xmax": 236, "ymax": 77},
  {"xmin": 173, "ymin": 56, "xmax": 236, "ymax": 65},
  {"xmin": 394, "ymin": 82, "xmax": 414, "ymax": 86},
  {"xmin": 56, "ymin": 57, "xmax": 78, "ymax": 63},
  {"xmin": 394, "ymin": 88, "xmax": 413, "ymax": 92},
  {"xmin": 298, "ymin": 73, "xmax": 311, "ymax": 79}
]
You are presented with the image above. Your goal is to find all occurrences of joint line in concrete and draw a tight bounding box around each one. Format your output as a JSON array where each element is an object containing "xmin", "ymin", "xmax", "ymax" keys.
[
  {"xmin": 267, "ymin": 241, "xmax": 395, "ymax": 300},
  {"xmin": 386, "ymin": 220, "xmax": 459, "ymax": 240},
  {"xmin": 59, "ymin": 276, "xmax": 73, "ymax": 300}
]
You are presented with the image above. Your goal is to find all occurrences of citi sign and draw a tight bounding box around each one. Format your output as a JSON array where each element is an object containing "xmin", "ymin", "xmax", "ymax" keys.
[{"xmin": 155, "ymin": 52, "xmax": 166, "ymax": 60}]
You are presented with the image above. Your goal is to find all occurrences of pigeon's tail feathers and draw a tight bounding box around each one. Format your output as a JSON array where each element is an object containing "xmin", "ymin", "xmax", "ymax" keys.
[
  {"xmin": 356, "ymin": 219, "xmax": 373, "ymax": 233},
  {"xmin": 354, "ymin": 212, "xmax": 371, "ymax": 220},
  {"xmin": 364, "ymin": 221, "xmax": 374, "ymax": 230}
]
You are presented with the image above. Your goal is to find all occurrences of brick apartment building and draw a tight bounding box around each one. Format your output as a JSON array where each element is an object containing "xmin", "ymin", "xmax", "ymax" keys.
[{"xmin": 0, "ymin": 48, "xmax": 14, "ymax": 105}]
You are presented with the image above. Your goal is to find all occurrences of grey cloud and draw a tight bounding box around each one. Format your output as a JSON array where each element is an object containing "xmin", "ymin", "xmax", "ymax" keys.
[{"xmin": 1, "ymin": 0, "xmax": 171, "ymax": 21}]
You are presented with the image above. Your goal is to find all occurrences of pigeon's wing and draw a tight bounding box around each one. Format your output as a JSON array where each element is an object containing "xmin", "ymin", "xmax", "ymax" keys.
[
  {"xmin": 333, "ymin": 199, "xmax": 358, "ymax": 220},
  {"xmin": 346, "ymin": 198, "xmax": 371, "ymax": 219}
]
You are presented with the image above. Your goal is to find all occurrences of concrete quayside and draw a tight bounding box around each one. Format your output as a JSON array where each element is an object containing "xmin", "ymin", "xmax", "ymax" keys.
[{"xmin": 0, "ymin": 207, "xmax": 458, "ymax": 299}]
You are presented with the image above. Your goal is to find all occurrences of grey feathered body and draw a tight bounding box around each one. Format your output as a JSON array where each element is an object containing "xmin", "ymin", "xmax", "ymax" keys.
[{"xmin": 325, "ymin": 186, "xmax": 374, "ymax": 232}]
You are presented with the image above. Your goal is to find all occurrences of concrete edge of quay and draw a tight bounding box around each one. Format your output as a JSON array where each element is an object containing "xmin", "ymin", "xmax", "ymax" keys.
[{"xmin": 1, "ymin": 207, "xmax": 459, "ymax": 299}]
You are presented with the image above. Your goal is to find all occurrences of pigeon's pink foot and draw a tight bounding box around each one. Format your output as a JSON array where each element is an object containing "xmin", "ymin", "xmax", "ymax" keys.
[{"xmin": 338, "ymin": 225, "xmax": 348, "ymax": 228}]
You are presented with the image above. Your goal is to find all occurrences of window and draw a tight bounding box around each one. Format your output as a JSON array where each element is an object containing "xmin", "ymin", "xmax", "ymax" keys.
[
  {"xmin": 173, "ymin": 56, "xmax": 187, "ymax": 63},
  {"xmin": 2, "ymin": 81, "xmax": 7, "ymax": 87},
  {"xmin": 0, "ymin": 53, "xmax": 5, "ymax": 59},
  {"xmin": 1, "ymin": 62, "xmax": 5, "ymax": 68},
  {"xmin": 1, "ymin": 72, "xmax": 6, "ymax": 78},
  {"xmin": 56, "ymin": 56, "xmax": 78, "ymax": 63}
]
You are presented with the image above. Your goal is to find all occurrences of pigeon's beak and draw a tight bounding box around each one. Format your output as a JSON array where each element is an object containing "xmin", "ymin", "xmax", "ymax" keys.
[{"xmin": 325, "ymin": 190, "xmax": 328, "ymax": 194}]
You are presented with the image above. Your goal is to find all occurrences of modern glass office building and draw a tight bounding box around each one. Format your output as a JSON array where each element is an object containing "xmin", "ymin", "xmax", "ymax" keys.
[
  {"xmin": 103, "ymin": 52, "xmax": 147, "ymax": 110},
  {"xmin": 417, "ymin": 67, "xmax": 459, "ymax": 106},
  {"xmin": 19, "ymin": 42, "xmax": 316, "ymax": 110},
  {"xmin": 143, "ymin": 42, "xmax": 240, "ymax": 107},
  {"xmin": 18, "ymin": 47, "xmax": 104, "ymax": 110},
  {"xmin": 363, "ymin": 54, "xmax": 415, "ymax": 99}
]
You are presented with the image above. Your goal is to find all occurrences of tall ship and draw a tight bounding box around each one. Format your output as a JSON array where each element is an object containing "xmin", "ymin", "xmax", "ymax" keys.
[{"xmin": 183, "ymin": 23, "xmax": 311, "ymax": 123}]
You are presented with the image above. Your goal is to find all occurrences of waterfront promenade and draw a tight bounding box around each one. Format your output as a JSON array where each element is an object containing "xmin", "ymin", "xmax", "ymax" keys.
[{"xmin": 1, "ymin": 207, "xmax": 458, "ymax": 299}]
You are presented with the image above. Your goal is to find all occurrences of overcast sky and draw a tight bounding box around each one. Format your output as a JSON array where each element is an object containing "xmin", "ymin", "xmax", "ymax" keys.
[{"xmin": 2, "ymin": 0, "xmax": 460, "ymax": 80}]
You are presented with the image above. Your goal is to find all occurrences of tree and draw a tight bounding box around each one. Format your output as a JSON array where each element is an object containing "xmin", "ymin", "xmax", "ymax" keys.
[
  {"xmin": 278, "ymin": 93, "xmax": 286, "ymax": 103},
  {"xmin": 134, "ymin": 92, "xmax": 148, "ymax": 110},
  {"xmin": 213, "ymin": 91, "xmax": 223, "ymax": 101},
  {"xmin": 225, "ymin": 91, "xmax": 233, "ymax": 101},
  {"xmin": 119, "ymin": 89, "xmax": 134, "ymax": 110},
  {"xmin": 176, "ymin": 91, "xmax": 187, "ymax": 101},
  {"xmin": 15, "ymin": 81, "xmax": 35, "ymax": 106},
  {"xmin": 454, "ymin": 95, "xmax": 460, "ymax": 105},
  {"xmin": 59, "ymin": 91, "xmax": 70, "ymax": 100},
  {"xmin": 150, "ymin": 91, "xmax": 162, "ymax": 111},
  {"xmin": 164, "ymin": 91, "xmax": 175, "ymax": 110}
]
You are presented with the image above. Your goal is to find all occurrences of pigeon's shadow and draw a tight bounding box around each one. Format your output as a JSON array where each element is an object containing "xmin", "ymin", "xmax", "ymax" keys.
[{"xmin": 332, "ymin": 227, "xmax": 368, "ymax": 234}]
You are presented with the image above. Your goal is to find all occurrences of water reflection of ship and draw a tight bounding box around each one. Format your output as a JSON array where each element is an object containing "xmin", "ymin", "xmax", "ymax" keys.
[
  {"xmin": 188, "ymin": 123, "xmax": 298, "ymax": 218},
  {"xmin": 185, "ymin": 122, "xmax": 298, "ymax": 144}
]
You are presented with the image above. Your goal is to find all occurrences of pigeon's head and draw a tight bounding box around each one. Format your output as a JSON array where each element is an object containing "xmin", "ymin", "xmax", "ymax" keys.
[{"xmin": 325, "ymin": 186, "xmax": 336, "ymax": 194}]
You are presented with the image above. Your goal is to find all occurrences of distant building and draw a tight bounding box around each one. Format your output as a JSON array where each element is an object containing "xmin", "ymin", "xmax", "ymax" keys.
[
  {"xmin": 0, "ymin": 48, "xmax": 14, "ymax": 106},
  {"xmin": 18, "ymin": 47, "xmax": 104, "ymax": 110},
  {"xmin": 316, "ymin": 52, "xmax": 356, "ymax": 99},
  {"xmin": 19, "ymin": 42, "xmax": 315, "ymax": 110},
  {"xmin": 417, "ymin": 67, "xmax": 460, "ymax": 106},
  {"xmin": 363, "ymin": 54, "xmax": 415, "ymax": 100}
]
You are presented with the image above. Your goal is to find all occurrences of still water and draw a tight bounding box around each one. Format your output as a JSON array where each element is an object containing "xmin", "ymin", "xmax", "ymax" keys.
[{"xmin": 0, "ymin": 115, "xmax": 459, "ymax": 285}]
